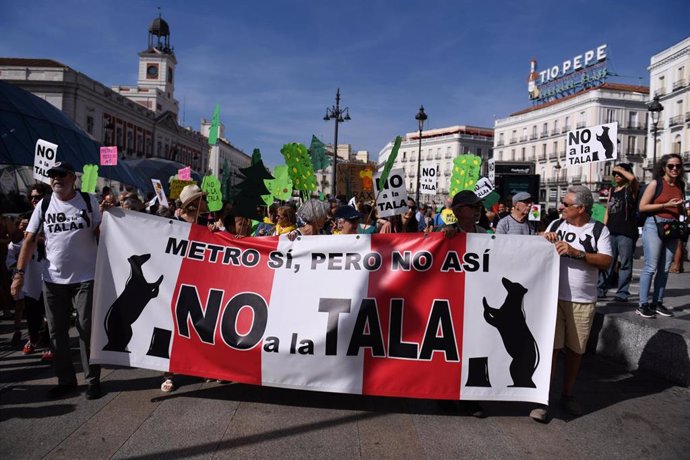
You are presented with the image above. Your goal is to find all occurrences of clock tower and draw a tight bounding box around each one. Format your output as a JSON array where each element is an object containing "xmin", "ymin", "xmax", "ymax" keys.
[{"xmin": 130, "ymin": 13, "xmax": 179, "ymax": 116}]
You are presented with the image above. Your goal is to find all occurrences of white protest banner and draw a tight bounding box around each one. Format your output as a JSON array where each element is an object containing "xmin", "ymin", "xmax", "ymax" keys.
[
  {"xmin": 34, "ymin": 139, "xmax": 58, "ymax": 184},
  {"xmin": 151, "ymin": 179, "xmax": 169, "ymax": 208},
  {"xmin": 487, "ymin": 158, "xmax": 495, "ymax": 185},
  {"xmin": 528, "ymin": 204, "xmax": 541, "ymax": 222},
  {"xmin": 566, "ymin": 122, "xmax": 618, "ymax": 167},
  {"xmin": 92, "ymin": 210, "xmax": 559, "ymax": 404},
  {"xmin": 474, "ymin": 177, "xmax": 494, "ymax": 199},
  {"xmin": 373, "ymin": 168, "xmax": 409, "ymax": 218},
  {"xmin": 100, "ymin": 146, "xmax": 118, "ymax": 166},
  {"xmin": 420, "ymin": 166, "xmax": 437, "ymax": 195}
]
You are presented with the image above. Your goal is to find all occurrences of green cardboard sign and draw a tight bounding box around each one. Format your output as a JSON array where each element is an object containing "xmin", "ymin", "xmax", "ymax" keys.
[
  {"xmin": 592, "ymin": 203, "xmax": 606, "ymax": 223},
  {"xmin": 81, "ymin": 164, "xmax": 98, "ymax": 193},
  {"xmin": 201, "ymin": 175, "xmax": 223, "ymax": 212}
]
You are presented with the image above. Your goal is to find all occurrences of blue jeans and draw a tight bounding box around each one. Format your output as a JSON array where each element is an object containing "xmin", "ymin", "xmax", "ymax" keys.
[
  {"xmin": 598, "ymin": 233, "xmax": 634, "ymax": 300},
  {"xmin": 639, "ymin": 217, "xmax": 679, "ymax": 306}
]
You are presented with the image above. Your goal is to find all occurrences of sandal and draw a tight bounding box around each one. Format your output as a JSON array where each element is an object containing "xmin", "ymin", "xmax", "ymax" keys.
[{"xmin": 161, "ymin": 378, "xmax": 175, "ymax": 393}]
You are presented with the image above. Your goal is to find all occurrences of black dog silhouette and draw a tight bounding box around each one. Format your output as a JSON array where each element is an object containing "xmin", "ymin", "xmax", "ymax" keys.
[
  {"xmin": 483, "ymin": 277, "xmax": 539, "ymax": 388},
  {"xmin": 579, "ymin": 234, "xmax": 595, "ymax": 253},
  {"xmin": 596, "ymin": 126, "xmax": 614, "ymax": 159},
  {"xmin": 103, "ymin": 254, "xmax": 163, "ymax": 352}
]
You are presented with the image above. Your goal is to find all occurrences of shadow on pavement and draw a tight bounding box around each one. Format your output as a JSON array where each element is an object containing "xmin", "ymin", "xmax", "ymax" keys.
[
  {"xmin": 124, "ymin": 412, "xmax": 384, "ymax": 460},
  {"xmin": 0, "ymin": 402, "xmax": 76, "ymax": 421}
]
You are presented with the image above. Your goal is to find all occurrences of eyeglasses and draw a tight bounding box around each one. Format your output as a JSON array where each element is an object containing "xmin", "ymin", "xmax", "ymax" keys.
[
  {"xmin": 560, "ymin": 200, "xmax": 580, "ymax": 208},
  {"xmin": 48, "ymin": 171, "xmax": 68, "ymax": 179},
  {"xmin": 666, "ymin": 164, "xmax": 682, "ymax": 171}
]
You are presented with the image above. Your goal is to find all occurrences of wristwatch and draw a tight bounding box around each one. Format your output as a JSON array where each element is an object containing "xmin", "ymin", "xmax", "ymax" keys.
[
  {"xmin": 572, "ymin": 250, "xmax": 586, "ymax": 260},
  {"xmin": 12, "ymin": 268, "xmax": 25, "ymax": 278}
]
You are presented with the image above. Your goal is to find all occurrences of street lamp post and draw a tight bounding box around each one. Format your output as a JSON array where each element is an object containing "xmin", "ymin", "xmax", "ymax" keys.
[
  {"xmin": 647, "ymin": 95, "xmax": 664, "ymax": 176},
  {"xmin": 415, "ymin": 105, "xmax": 427, "ymax": 204},
  {"xmin": 323, "ymin": 88, "xmax": 350, "ymax": 197}
]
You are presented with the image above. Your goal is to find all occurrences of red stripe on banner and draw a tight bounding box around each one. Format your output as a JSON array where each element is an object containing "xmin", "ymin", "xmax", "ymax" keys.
[
  {"xmin": 364, "ymin": 232, "xmax": 466, "ymax": 400},
  {"xmin": 169, "ymin": 227, "xmax": 278, "ymax": 384}
]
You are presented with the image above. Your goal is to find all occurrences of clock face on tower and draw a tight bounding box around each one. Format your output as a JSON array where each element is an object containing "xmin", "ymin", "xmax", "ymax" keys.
[{"xmin": 146, "ymin": 65, "xmax": 159, "ymax": 79}]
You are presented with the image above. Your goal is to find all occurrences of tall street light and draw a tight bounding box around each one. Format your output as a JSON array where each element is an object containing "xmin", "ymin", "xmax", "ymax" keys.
[
  {"xmin": 415, "ymin": 105, "xmax": 427, "ymax": 204},
  {"xmin": 647, "ymin": 95, "xmax": 664, "ymax": 176},
  {"xmin": 324, "ymin": 88, "xmax": 350, "ymax": 197}
]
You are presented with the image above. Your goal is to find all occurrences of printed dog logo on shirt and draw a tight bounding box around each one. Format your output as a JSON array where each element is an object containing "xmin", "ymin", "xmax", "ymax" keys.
[
  {"xmin": 103, "ymin": 254, "xmax": 163, "ymax": 353},
  {"xmin": 483, "ymin": 277, "xmax": 539, "ymax": 388}
]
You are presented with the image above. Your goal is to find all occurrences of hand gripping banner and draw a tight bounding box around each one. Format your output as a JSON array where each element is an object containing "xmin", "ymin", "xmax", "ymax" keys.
[{"xmin": 92, "ymin": 210, "xmax": 560, "ymax": 404}]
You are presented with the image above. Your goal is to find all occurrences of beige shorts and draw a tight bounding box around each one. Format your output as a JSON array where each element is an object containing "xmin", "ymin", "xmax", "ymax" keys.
[{"xmin": 554, "ymin": 300, "xmax": 596, "ymax": 354}]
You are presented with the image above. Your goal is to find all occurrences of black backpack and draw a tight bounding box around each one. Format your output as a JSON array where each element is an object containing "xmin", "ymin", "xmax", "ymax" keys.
[{"xmin": 38, "ymin": 190, "xmax": 94, "ymax": 229}]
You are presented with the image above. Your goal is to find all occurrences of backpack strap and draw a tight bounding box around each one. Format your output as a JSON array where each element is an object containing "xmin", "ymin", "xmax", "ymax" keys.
[{"xmin": 39, "ymin": 193, "xmax": 53, "ymax": 230}]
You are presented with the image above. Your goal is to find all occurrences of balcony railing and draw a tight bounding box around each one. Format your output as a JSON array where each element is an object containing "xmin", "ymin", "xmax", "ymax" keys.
[
  {"xmin": 655, "ymin": 88, "xmax": 666, "ymax": 97},
  {"xmin": 497, "ymin": 140, "xmax": 505, "ymax": 146},
  {"xmin": 624, "ymin": 122, "xmax": 646, "ymax": 130},
  {"xmin": 559, "ymin": 151, "xmax": 566, "ymax": 159},
  {"xmin": 401, "ymin": 157, "xmax": 408, "ymax": 162},
  {"xmin": 669, "ymin": 115, "xmax": 683, "ymax": 127},
  {"xmin": 626, "ymin": 149, "xmax": 643, "ymax": 157},
  {"xmin": 530, "ymin": 133, "xmax": 538, "ymax": 140},
  {"xmin": 576, "ymin": 122, "xmax": 586, "ymax": 128},
  {"xmin": 562, "ymin": 126, "xmax": 571, "ymax": 133},
  {"xmin": 551, "ymin": 129, "xmax": 560, "ymax": 136},
  {"xmin": 435, "ymin": 154, "xmax": 442, "ymax": 160},
  {"xmin": 509, "ymin": 137, "xmax": 518, "ymax": 144},
  {"xmin": 519, "ymin": 136, "xmax": 528, "ymax": 142},
  {"xmin": 538, "ymin": 154, "xmax": 547, "ymax": 162},
  {"xmin": 672, "ymin": 79, "xmax": 686, "ymax": 91},
  {"xmin": 548, "ymin": 153, "xmax": 558, "ymax": 160},
  {"xmin": 686, "ymin": 111, "xmax": 690, "ymax": 122},
  {"xmin": 540, "ymin": 131, "xmax": 549, "ymax": 138}
]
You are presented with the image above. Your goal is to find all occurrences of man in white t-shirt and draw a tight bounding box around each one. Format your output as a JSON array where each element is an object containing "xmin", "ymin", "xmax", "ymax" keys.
[
  {"xmin": 11, "ymin": 162, "xmax": 107, "ymax": 400},
  {"xmin": 530, "ymin": 185, "xmax": 612, "ymax": 423}
]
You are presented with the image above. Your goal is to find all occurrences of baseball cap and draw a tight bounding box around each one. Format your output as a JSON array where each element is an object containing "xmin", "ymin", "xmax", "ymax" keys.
[
  {"xmin": 512, "ymin": 192, "xmax": 532, "ymax": 205},
  {"xmin": 334, "ymin": 205, "xmax": 362, "ymax": 221},
  {"xmin": 47, "ymin": 161, "xmax": 76, "ymax": 176},
  {"xmin": 451, "ymin": 190, "xmax": 482, "ymax": 207}
]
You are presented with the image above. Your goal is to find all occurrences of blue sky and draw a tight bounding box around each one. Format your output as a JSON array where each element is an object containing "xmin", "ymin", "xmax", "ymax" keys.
[{"xmin": 1, "ymin": 0, "xmax": 689, "ymax": 168}]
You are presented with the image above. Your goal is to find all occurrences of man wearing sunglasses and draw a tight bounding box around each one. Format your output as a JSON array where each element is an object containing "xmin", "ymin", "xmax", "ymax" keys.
[
  {"xmin": 11, "ymin": 161, "xmax": 103, "ymax": 400},
  {"xmin": 534, "ymin": 185, "xmax": 612, "ymax": 422}
]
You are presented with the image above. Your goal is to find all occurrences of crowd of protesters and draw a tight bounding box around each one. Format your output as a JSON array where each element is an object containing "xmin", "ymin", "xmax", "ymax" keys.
[{"xmin": 1, "ymin": 155, "xmax": 687, "ymax": 422}]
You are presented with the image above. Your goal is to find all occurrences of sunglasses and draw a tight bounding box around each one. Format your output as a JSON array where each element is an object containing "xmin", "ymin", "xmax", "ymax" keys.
[
  {"xmin": 48, "ymin": 171, "xmax": 68, "ymax": 179},
  {"xmin": 30, "ymin": 195, "xmax": 43, "ymax": 201},
  {"xmin": 666, "ymin": 164, "xmax": 682, "ymax": 171},
  {"xmin": 560, "ymin": 200, "xmax": 580, "ymax": 208}
]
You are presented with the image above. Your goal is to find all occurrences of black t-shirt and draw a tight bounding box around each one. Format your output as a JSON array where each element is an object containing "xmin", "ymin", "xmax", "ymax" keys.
[{"xmin": 606, "ymin": 187, "xmax": 638, "ymax": 238}]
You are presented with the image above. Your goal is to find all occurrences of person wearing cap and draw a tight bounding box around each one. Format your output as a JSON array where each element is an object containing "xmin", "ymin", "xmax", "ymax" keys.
[
  {"xmin": 495, "ymin": 192, "xmax": 537, "ymax": 235},
  {"xmin": 438, "ymin": 190, "xmax": 486, "ymax": 237},
  {"xmin": 11, "ymin": 161, "xmax": 103, "ymax": 400},
  {"xmin": 597, "ymin": 163, "xmax": 638, "ymax": 302},
  {"xmin": 333, "ymin": 205, "xmax": 362, "ymax": 235},
  {"xmin": 287, "ymin": 199, "xmax": 330, "ymax": 240}
]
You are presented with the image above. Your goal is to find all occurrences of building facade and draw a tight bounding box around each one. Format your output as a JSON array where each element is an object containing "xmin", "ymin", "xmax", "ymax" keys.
[
  {"xmin": 0, "ymin": 15, "xmax": 250, "ymax": 187},
  {"xmin": 648, "ymin": 35, "xmax": 690, "ymax": 183},
  {"xmin": 493, "ymin": 82, "xmax": 649, "ymax": 210},
  {"xmin": 377, "ymin": 125, "xmax": 494, "ymax": 204}
]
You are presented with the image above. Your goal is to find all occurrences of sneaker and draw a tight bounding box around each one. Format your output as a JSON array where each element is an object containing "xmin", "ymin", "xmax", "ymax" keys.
[
  {"xmin": 85, "ymin": 382, "xmax": 102, "ymax": 400},
  {"xmin": 561, "ymin": 395, "xmax": 583, "ymax": 416},
  {"xmin": 654, "ymin": 303, "xmax": 674, "ymax": 317},
  {"xmin": 22, "ymin": 340, "xmax": 36, "ymax": 354},
  {"xmin": 636, "ymin": 304, "xmax": 656, "ymax": 319},
  {"xmin": 41, "ymin": 350, "xmax": 54, "ymax": 361},
  {"xmin": 47, "ymin": 383, "xmax": 78, "ymax": 400},
  {"xmin": 529, "ymin": 405, "xmax": 549, "ymax": 423},
  {"xmin": 613, "ymin": 296, "xmax": 628, "ymax": 303},
  {"xmin": 11, "ymin": 330, "xmax": 22, "ymax": 346}
]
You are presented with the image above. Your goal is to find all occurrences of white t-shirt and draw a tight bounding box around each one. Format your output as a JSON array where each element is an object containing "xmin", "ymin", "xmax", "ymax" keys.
[
  {"xmin": 27, "ymin": 192, "xmax": 101, "ymax": 284},
  {"xmin": 546, "ymin": 218, "xmax": 612, "ymax": 303}
]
